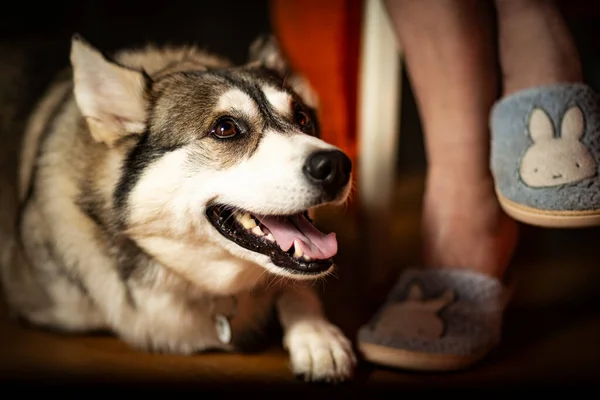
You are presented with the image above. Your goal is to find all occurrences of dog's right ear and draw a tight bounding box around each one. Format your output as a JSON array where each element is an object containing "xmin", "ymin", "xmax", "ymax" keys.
[{"xmin": 71, "ymin": 34, "xmax": 149, "ymax": 147}]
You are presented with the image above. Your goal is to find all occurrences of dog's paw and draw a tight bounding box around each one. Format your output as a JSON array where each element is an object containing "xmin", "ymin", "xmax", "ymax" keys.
[{"xmin": 284, "ymin": 319, "xmax": 357, "ymax": 383}]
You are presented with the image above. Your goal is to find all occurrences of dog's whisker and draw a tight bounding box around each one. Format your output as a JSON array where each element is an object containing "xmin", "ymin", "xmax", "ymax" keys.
[
  {"xmin": 276, "ymin": 274, "xmax": 288, "ymax": 289},
  {"xmin": 222, "ymin": 213, "xmax": 236, "ymax": 226},
  {"xmin": 273, "ymin": 274, "xmax": 283, "ymax": 289},
  {"xmin": 328, "ymin": 269, "xmax": 340, "ymax": 281},
  {"xmin": 251, "ymin": 268, "xmax": 270, "ymax": 292},
  {"xmin": 265, "ymin": 273, "xmax": 278, "ymax": 291},
  {"xmin": 269, "ymin": 277, "xmax": 280, "ymax": 291},
  {"xmin": 215, "ymin": 205, "xmax": 239, "ymax": 226}
]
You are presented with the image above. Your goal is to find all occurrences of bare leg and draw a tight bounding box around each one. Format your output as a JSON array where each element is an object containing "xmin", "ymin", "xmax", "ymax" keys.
[
  {"xmin": 495, "ymin": 0, "xmax": 583, "ymax": 95},
  {"xmin": 383, "ymin": 0, "xmax": 518, "ymax": 279}
]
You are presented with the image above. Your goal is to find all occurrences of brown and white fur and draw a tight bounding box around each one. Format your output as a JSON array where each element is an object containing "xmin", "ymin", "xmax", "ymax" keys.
[{"xmin": 0, "ymin": 35, "xmax": 356, "ymax": 382}]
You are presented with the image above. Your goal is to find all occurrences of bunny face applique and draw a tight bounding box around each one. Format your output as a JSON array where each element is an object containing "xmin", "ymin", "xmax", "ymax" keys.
[
  {"xmin": 520, "ymin": 105, "xmax": 597, "ymax": 188},
  {"xmin": 373, "ymin": 282, "xmax": 455, "ymax": 340}
]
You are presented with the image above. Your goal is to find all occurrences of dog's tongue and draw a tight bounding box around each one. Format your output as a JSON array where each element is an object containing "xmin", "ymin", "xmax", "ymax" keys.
[{"xmin": 255, "ymin": 214, "xmax": 338, "ymax": 260}]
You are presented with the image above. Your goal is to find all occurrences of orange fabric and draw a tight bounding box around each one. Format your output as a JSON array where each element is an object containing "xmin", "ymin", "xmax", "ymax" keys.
[{"xmin": 269, "ymin": 0, "xmax": 363, "ymax": 167}]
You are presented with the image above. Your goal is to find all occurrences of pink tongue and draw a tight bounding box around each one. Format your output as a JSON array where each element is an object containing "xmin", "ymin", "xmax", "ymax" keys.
[{"xmin": 255, "ymin": 214, "xmax": 338, "ymax": 260}]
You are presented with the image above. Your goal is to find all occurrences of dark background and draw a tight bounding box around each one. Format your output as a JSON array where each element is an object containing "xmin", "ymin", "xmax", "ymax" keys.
[{"xmin": 0, "ymin": 0, "xmax": 272, "ymax": 63}]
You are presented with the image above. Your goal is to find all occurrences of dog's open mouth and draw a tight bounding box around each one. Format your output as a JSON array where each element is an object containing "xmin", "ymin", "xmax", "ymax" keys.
[{"xmin": 206, "ymin": 205, "xmax": 337, "ymax": 274}]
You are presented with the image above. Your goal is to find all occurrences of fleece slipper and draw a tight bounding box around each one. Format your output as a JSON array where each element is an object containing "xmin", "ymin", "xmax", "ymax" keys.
[
  {"xmin": 356, "ymin": 268, "xmax": 513, "ymax": 372},
  {"xmin": 491, "ymin": 83, "xmax": 600, "ymax": 228}
]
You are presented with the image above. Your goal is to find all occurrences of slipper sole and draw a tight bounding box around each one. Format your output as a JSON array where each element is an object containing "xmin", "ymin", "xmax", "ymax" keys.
[
  {"xmin": 497, "ymin": 189, "xmax": 600, "ymax": 228},
  {"xmin": 358, "ymin": 341, "xmax": 490, "ymax": 371}
]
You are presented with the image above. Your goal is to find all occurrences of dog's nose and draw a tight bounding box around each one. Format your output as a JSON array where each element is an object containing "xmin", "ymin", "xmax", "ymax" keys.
[{"xmin": 303, "ymin": 150, "xmax": 352, "ymax": 197}]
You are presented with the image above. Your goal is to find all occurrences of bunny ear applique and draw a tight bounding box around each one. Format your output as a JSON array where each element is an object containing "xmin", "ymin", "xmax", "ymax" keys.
[
  {"xmin": 561, "ymin": 105, "xmax": 585, "ymax": 141},
  {"xmin": 406, "ymin": 282, "xmax": 424, "ymax": 301},
  {"xmin": 528, "ymin": 107, "xmax": 554, "ymax": 142},
  {"xmin": 406, "ymin": 283, "xmax": 455, "ymax": 312},
  {"xmin": 423, "ymin": 289, "xmax": 455, "ymax": 312}
]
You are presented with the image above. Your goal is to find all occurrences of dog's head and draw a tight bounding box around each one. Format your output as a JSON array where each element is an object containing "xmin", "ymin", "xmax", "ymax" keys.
[{"xmin": 70, "ymin": 35, "xmax": 352, "ymax": 282}]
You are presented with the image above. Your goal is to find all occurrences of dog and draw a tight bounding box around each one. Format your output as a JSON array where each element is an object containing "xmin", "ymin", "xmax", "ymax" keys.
[{"xmin": 0, "ymin": 34, "xmax": 356, "ymax": 382}]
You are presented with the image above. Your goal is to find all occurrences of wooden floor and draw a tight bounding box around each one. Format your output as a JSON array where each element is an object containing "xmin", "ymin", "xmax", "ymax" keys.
[{"xmin": 1, "ymin": 173, "xmax": 600, "ymax": 394}]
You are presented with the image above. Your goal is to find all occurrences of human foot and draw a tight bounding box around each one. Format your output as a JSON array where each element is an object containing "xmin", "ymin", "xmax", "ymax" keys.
[{"xmin": 421, "ymin": 168, "xmax": 519, "ymax": 280}]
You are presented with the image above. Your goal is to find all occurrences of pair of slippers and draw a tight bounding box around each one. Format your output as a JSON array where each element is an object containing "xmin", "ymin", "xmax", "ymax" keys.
[{"xmin": 357, "ymin": 83, "xmax": 600, "ymax": 371}]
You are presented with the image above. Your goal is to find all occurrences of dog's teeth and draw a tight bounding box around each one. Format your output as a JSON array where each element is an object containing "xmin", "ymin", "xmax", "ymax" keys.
[
  {"xmin": 251, "ymin": 225, "xmax": 264, "ymax": 236},
  {"xmin": 302, "ymin": 255, "xmax": 312, "ymax": 262},
  {"xmin": 293, "ymin": 240, "xmax": 303, "ymax": 258},
  {"xmin": 236, "ymin": 212, "xmax": 257, "ymax": 229},
  {"xmin": 265, "ymin": 233, "xmax": 275, "ymax": 242}
]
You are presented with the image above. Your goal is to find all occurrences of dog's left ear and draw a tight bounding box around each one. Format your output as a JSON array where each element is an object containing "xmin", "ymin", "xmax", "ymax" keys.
[
  {"xmin": 248, "ymin": 34, "xmax": 289, "ymax": 76},
  {"xmin": 71, "ymin": 34, "xmax": 149, "ymax": 147},
  {"xmin": 248, "ymin": 35, "xmax": 319, "ymax": 109}
]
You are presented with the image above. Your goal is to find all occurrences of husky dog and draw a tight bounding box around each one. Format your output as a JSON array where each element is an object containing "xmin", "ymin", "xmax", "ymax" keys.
[{"xmin": 0, "ymin": 35, "xmax": 356, "ymax": 382}]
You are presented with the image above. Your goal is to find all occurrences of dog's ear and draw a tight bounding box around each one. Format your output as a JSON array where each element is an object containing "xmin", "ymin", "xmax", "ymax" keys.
[
  {"xmin": 248, "ymin": 35, "xmax": 320, "ymax": 110},
  {"xmin": 71, "ymin": 34, "xmax": 149, "ymax": 147},
  {"xmin": 248, "ymin": 35, "xmax": 289, "ymax": 76}
]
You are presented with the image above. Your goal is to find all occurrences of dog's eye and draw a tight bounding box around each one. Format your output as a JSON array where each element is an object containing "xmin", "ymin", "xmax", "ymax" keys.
[
  {"xmin": 211, "ymin": 119, "xmax": 239, "ymax": 139},
  {"xmin": 294, "ymin": 109, "xmax": 311, "ymax": 129}
]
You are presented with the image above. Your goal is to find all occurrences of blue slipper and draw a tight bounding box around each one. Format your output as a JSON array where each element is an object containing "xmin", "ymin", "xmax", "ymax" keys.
[
  {"xmin": 357, "ymin": 268, "xmax": 514, "ymax": 371},
  {"xmin": 491, "ymin": 83, "xmax": 600, "ymax": 227}
]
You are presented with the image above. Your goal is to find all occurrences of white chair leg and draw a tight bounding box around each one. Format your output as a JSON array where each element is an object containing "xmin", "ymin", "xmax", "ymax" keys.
[{"xmin": 357, "ymin": 0, "xmax": 403, "ymax": 292}]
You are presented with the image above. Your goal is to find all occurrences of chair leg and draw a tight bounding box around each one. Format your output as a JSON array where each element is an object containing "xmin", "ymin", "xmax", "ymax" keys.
[{"xmin": 357, "ymin": 0, "xmax": 403, "ymax": 294}]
